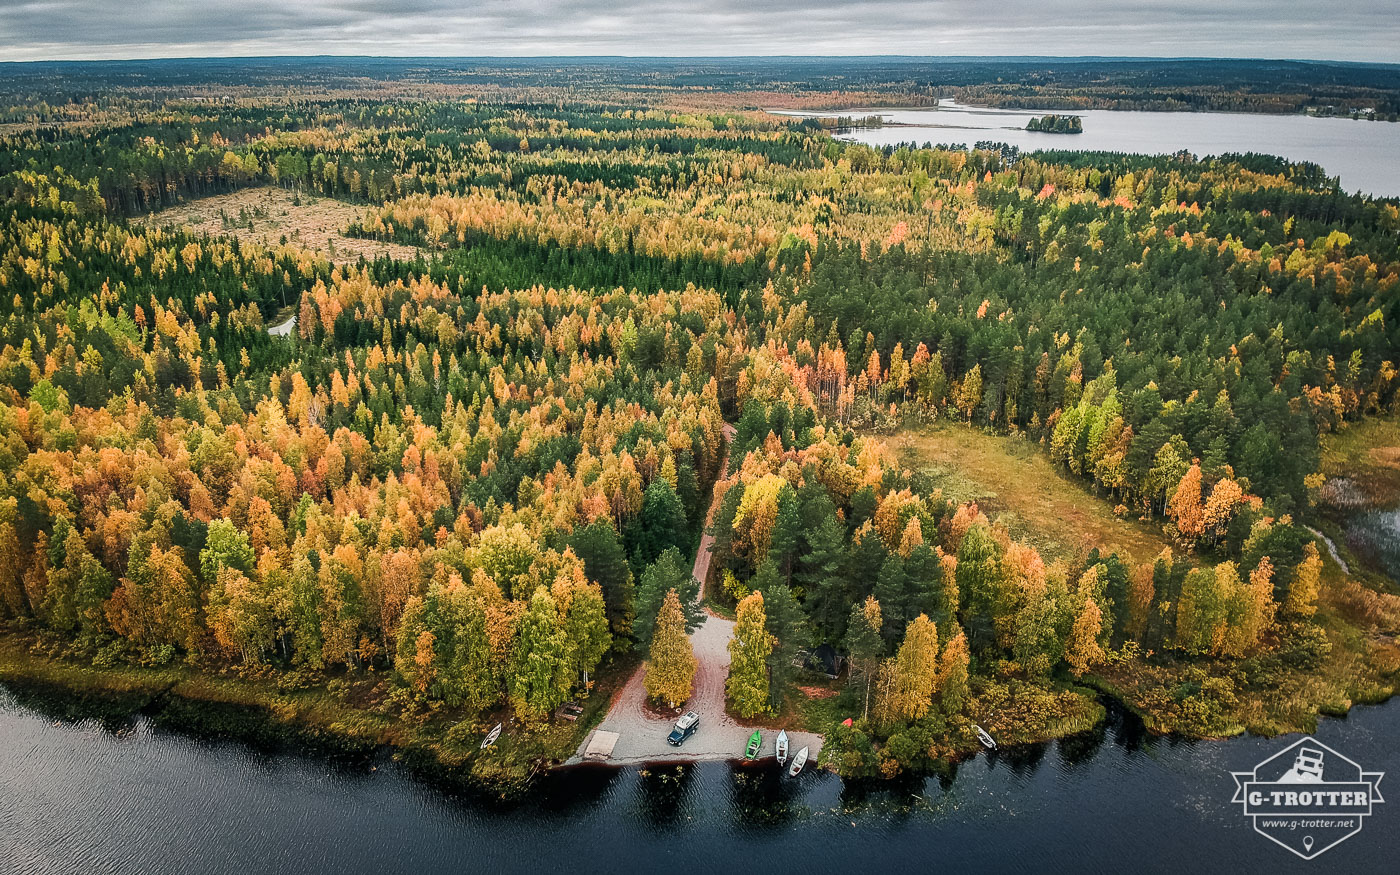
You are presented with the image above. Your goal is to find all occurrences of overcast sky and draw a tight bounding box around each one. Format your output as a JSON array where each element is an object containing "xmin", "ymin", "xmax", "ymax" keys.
[{"xmin": 1, "ymin": 1, "xmax": 1397, "ymax": 64}]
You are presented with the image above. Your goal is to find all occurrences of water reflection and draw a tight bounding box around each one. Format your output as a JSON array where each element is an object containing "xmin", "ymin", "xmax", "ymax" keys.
[
  {"xmin": 525, "ymin": 765, "xmax": 621, "ymax": 819},
  {"xmin": 1, "ymin": 677, "xmax": 144, "ymax": 734},
  {"xmin": 1056, "ymin": 728, "xmax": 1105, "ymax": 768},
  {"xmin": 999, "ymin": 741, "xmax": 1048, "ymax": 776},
  {"xmin": 836, "ymin": 771, "xmax": 928, "ymax": 815},
  {"xmin": 635, "ymin": 763, "xmax": 698, "ymax": 829},
  {"xmin": 1108, "ymin": 702, "xmax": 1152, "ymax": 753},
  {"xmin": 727, "ymin": 762, "xmax": 810, "ymax": 830}
]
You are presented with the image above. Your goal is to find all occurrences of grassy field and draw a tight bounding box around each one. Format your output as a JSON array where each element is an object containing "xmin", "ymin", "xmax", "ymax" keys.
[
  {"xmin": 1319, "ymin": 415, "xmax": 1400, "ymax": 509},
  {"xmin": 884, "ymin": 424, "xmax": 1174, "ymax": 566},
  {"xmin": 1316, "ymin": 415, "xmax": 1400, "ymax": 583},
  {"xmin": 137, "ymin": 187, "xmax": 422, "ymax": 265}
]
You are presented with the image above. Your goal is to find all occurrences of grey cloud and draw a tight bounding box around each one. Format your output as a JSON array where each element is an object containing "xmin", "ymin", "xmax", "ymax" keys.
[{"xmin": 0, "ymin": 0, "xmax": 1396, "ymax": 62}]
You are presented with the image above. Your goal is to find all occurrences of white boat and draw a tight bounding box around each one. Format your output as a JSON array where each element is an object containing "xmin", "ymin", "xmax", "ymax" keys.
[
  {"xmin": 480, "ymin": 722, "xmax": 503, "ymax": 749},
  {"xmin": 788, "ymin": 745, "xmax": 809, "ymax": 777},
  {"xmin": 775, "ymin": 730, "xmax": 789, "ymax": 766},
  {"xmin": 974, "ymin": 724, "xmax": 997, "ymax": 750}
]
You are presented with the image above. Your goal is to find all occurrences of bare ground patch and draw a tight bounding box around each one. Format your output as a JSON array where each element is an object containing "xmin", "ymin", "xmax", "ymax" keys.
[{"xmin": 137, "ymin": 186, "xmax": 422, "ymax": 265}]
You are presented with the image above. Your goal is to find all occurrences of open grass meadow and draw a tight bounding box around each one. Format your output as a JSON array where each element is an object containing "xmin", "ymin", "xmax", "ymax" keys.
[{"xmin": 885, "ymin": 424, "xmax": 1175, "ymax": 567}]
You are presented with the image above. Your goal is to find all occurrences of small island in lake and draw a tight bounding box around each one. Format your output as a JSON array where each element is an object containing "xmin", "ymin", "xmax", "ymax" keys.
[{"xmin": 1027, "ymin": 113, "xmax": 1083, "ymax": 133}]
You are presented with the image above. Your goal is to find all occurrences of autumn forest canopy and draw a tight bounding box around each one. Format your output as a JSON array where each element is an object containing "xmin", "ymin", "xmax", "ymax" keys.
[{"xmin": 1, "ymin": 58, "xmax": 1398, "ymax": 778}]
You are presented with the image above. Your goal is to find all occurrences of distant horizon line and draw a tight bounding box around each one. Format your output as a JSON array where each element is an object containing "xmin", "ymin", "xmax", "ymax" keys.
[{"xmin": 2, "ymin": 53, "xmax": 1398, "ymax": 68}]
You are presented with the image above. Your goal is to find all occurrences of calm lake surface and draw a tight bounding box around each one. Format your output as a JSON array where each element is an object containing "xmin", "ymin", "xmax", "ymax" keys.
[
  {"xmin": 2, "ymin": 686, "xmax": 1396, "ymax": 875},
  {"xmin": 778, "ymin": 102, "xmax": 1400, "ymax": 198},
  {"xmin": 1349, "ymin": 507, "xmax": 1400, "ymax": 581}
]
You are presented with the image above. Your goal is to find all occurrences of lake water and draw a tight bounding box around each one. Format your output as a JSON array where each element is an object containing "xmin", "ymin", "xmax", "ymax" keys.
[
  {"xmin": 777, "ymin": 102, "xmax": 1400, "ymax": 199},
  {"xmin": 2, "ymin": 685, "xmax": 1396, "ymax": 874},
  {"xmin": 1348, "ymin": 507, "xmax": 1400, "ymax": 580}
]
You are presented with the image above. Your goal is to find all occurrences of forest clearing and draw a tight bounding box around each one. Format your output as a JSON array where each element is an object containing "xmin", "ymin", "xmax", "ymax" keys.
[
  {"xmin": 137, "ymin": 186, "xmax": 422, "ymax": 265},
  {"xmin": 1320, "ymin": 415, "xmax": 1400, "ymax": 510},
  {"xmin": 885, "ymin": 424, "xmax": 1176, "ymax": 567},
  {"xmin": 577, "ymin": 421, "xmax": 823, "ymax": 766},
  {"xmin": 573, "ymin": 610, "xmax": 825, "ymax": 765}
]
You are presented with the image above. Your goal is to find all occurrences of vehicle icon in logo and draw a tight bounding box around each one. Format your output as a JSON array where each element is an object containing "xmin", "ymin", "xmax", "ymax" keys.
[
  {"xmin": 1230, "ymin": 736, "xmax": 1384, "ymax": 859},
  {"xmin": 1279, "ymin": 746, "xmax": 1326, "ymax": 783}
]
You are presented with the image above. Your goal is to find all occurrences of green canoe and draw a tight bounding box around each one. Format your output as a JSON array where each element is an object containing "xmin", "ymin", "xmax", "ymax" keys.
[{"xmin": 744, "ymin": 729, "xmax": 762, "ymax": 759}]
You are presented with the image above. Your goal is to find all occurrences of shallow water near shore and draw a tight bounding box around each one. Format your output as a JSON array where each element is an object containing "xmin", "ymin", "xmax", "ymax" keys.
[{"xmin": 2, "ymin": 684, "xmax": 1397, "ymax": 874}]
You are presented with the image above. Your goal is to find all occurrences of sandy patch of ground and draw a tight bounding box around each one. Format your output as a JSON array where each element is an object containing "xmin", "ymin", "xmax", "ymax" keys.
[
  {"xmin": 137, "ymin": 186, "xmax": 421, "ymax": 265},
  {"xmin": 1369, "ymin": 446, "xmax": 1400, "ymax": 469}
]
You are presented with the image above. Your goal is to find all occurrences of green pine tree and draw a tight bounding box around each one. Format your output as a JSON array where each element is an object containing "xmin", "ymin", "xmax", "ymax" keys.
[
  {"xmin": 798, "ymin": 511, "xmax": 849, "ymax": 639},
  {"xmin": 633, "ymin": 547, "xmax": 701, "ymax": 645},
  {"xmin": 752, "ymin": 560, "xmax": 808, "ymax": 711},
  {"xmin": 635, "ymin": 477, "xmax": 688, "ymax": 565},
  {"xmin": 569, "ymin": 519, "xmax": 635, "ymax": 639},
  {"xmin": 845, "ymin": 596, "xmax": 884, "ymax": 719}
]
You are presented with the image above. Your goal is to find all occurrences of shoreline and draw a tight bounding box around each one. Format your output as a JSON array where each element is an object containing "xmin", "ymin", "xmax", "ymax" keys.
[
  {"xmin": 5, "ymin": 639, "xmax": 1396, "ymax": 785},
  {"xmin": 0, "ymin": 633, "xmax": 1078, "ymax": 782},
  {"xmin": 766, "ymin": 102, "xmax": 1399, "ymax": 123},
  {"xmin": 0, "ymin": 632, "xmax": 622, "ymax": 794}
]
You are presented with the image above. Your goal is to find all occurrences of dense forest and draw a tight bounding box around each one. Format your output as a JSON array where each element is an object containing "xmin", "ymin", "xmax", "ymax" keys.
[{"xmin": 1, "ymin": 71, "xmax": 1398, "ymax": 778}]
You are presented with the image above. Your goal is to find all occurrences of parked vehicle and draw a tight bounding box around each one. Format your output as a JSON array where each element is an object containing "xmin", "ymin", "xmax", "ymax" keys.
[{"xmin": 667, "ymin": 711, "xmax": 700, "ymax": 746}]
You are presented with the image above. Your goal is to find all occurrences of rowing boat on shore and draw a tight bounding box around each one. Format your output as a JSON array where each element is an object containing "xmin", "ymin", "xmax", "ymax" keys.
[
  {"xmin": 788, "ymin": 745, "xmax": 809, "ymax": 776},
  {"xmin": 975, "ymin": 725, "xmax": 996, "ymax": 750}
]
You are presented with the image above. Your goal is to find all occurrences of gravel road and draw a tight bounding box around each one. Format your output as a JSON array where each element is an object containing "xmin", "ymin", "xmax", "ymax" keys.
[
  {"xmin": 572, "ymin": 610, "xmax": 823, "ymax": 766},
  {"xmin": 570, "ymin": 422, "xmax": 825, "ymax": 767}
]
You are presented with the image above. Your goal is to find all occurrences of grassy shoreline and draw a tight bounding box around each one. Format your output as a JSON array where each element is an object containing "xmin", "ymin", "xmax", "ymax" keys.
[
  {"xmin": 5, "ymin": 632, "xmax": 1395, "ymax": 786},
  {"xmin": 0, "ymin": 632, "xmax": 629, "ymax": 794}
]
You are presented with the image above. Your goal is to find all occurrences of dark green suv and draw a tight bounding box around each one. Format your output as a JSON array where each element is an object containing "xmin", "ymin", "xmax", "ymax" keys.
[{"xmin": 667, "ymin": 711, "xmax": 700, "ymax": 746}]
